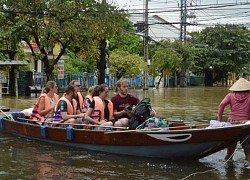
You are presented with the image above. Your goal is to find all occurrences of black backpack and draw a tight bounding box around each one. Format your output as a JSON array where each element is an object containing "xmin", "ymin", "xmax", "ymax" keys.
[{"xmin": 126, "ymin": 98, "xmax": 153, "ymax": 130}]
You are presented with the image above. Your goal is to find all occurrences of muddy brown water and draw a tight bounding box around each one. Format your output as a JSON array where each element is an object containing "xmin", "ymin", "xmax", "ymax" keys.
[{"xmin": 0, "ymin": 87, "xmax": 249, "ymax": 179}]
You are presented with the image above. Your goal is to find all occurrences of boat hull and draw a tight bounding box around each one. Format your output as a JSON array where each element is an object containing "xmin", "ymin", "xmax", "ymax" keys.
[{"xmin": 1, "ymin": 117, "xmax": 250, "ymax": 159}]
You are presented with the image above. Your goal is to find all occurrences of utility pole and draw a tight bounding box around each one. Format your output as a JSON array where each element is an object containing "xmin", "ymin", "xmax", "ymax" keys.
[
  {"xmin": 180, "ymin": 0, "xmax": 187, "ymax": 42},
  {"xmin": 179, "ymin": 0, "xmax": 188, "ymax": 87},
  {"xmin": 143, "ymin": 0, "xmax": 149, "ymax": 90}
]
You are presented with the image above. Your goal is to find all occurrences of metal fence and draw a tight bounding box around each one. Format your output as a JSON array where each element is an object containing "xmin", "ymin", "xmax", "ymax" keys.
[
  {"xmin": 18, "ymin": 71, "xmax": 204, "ymax": 95},
  {"xmin": 18, "ymin": 72, "xmax": 153, "ymax": 92}
]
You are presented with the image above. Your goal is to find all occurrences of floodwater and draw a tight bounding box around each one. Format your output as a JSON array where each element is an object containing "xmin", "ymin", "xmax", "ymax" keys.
[{"xmin": 0, "ymin": 87, "xmax": 250, "ymax": 180}]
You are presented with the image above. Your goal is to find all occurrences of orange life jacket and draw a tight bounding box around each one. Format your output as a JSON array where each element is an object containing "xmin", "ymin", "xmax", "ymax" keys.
[
  {"xmin": 63, "ymin": 92, "xmax": 84, "ymax": 112},
  {"xmin": 31, "ymin": 93, "xmax": 59, "ymax": 124},
  {"xmin": 77, "ymin": 92, "xmax": 84, "ymax": 112},
  {"xmin": 90, "ymin": 96, "xmax": 113, "ymax": 122},
  {"xmin": 53, "ymin": 97, "xmax": 77, "ymax": 122},
  {"xmin": 82, "ymin": 94, "xmax": 93, "ymax": 113}
]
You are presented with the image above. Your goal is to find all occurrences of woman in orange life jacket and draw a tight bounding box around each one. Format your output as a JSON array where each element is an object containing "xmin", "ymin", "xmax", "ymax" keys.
[
  {"xmin": 53, "ymin": 85, "xmax": 85, "ymax": 125},
  {"xmin": 82, "ymin": 85, "xmax": 96, "ymax": 113},
  {"xmin": 69, "ymin": 80, "xmax": 84, "ymax": 113},
  {"xmin": 84, "ymin": 84, "xmax": 113, "ymax": 129},
  {"xmin": 31, "ymin": 81, "xmax": 59, "ymax": 124}
]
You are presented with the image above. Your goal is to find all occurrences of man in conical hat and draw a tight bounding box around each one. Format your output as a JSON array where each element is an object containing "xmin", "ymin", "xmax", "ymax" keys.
[{"xmin": 217, "ymin": 77, "xmax": 250, "ymax": 168}]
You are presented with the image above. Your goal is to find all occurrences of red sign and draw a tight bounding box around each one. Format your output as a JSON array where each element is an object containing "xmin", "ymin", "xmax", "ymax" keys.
[
  {"xmin": 58, "ymin": 60, "xmax": 64, "ymax": 79},
  {"xmin": 164, "ymin": 69, "xmax": 170, "ymax": 76}
]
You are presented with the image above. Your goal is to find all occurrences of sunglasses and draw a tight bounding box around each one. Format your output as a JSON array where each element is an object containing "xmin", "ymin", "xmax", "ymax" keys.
[{"xmin": 75, "ymin": 85, "xmax": 81, "ymax": 87}]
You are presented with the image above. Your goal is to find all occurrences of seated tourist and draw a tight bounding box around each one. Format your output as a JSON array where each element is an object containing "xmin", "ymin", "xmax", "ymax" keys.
[
  {"xmin": 31, "ymin": 81, "xmax": 59, "ymax": 124},
  {"xmin": 53, "ymin": 85, "xmax": 84, "ymax": 126},
  {"xmin": 82, "ymin": 85, "xmax": 95, "ymax": 113},
  {"xmin": 111, "ymin": 78, "xmax": 139, "ymax": 127},
  {"xmin": 69, "ymin": 80, "xmax": 85, "ymax": 113},
  {"xmin": 84, "ymin": 84, "xmax": 113, "ymax": 129}
]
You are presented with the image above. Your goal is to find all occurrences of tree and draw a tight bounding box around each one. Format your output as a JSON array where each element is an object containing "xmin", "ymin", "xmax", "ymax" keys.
[
  {"xmin": 171, "ymin": 40, "xmax": 196, "ymax": 86},
  {"xmin": 109, "ymin": 19, "xmax": 143, "ymax": 56},
  {"xmin": 82, "ymin": 1, "xmax": 127, "ymax": 84},
  {"xmin": 0, "ymin": 9, "xmax": 28, "ymax": 95},
  {"xmin": 150, "ymin": 42, "xmax": 182, "ymax": 87},
  {"xmin": 62, "ymin": 50, "xmax": 96, "ymax": 73},
  {"xmin": 108, "ymin": 50, "xmax": 146, "ymax": 79},
  {"xmin": 0, "ymin": 0, "xmax": 127, "ymax": 81},
  {"xmin": 190, "ymin": 25, "xmax": 250, "ymax": 86},
  {"xmin": 149, "ymin": 40, "xmax": 195, "ymax": 87}
]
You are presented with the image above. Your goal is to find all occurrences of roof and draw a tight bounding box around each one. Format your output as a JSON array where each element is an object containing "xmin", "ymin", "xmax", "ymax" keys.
[{"xmin": 0, "ymin": 60, "xmax": 29, "ymax": 66}]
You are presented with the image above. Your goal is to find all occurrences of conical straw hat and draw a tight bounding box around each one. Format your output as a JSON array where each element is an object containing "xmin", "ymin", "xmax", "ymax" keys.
[{"xmin": 229, "ymin": 78, "xmax": 250, "ymax": 91}]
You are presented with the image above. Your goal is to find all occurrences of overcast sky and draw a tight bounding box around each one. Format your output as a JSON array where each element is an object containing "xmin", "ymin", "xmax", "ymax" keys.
[{"xmin": 111, "ymin": 0, "xmax": 250, "ymax": 41}]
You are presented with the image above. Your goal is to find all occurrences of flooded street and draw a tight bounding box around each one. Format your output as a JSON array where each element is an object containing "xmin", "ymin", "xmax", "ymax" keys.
[
  {"xmin": 1, "ymin": 86, "xmax": 229, "ymax": 121},
  {"xmin": 0, "ymin": 87, "xmax": 249, "ymax": 179}
]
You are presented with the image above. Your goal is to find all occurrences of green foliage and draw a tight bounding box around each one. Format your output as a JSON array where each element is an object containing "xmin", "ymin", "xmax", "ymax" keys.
[
  {"xmin": 109, "ymin": 18, "xmax": 143, "ymax": 56},
  {"xmin": 108, "ymin": 50, "xmax": 146, "ymax": 79},
  {"xmin": 190, "ymin": 24, "xmax": 250, "ymax": 82},
  {"xmin": 61, "ymin": 50, "xmax": 96, "ymax": 73},
  {"xmin": 150, "ymin": 49, "xmax": 181, "ymax": 77},
  {"xmin": 0, "ymin": 0, "xmax": 128, "ymax": 80},
  {"xmin": 149, "ymin": 40, "xmax": 195, "ymax": 77}
]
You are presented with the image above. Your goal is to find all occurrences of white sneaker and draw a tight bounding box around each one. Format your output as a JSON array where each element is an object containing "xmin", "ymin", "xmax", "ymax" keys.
[{"xmin": 244, "ymin": 160, "xmax": 250, "ymax": 169}]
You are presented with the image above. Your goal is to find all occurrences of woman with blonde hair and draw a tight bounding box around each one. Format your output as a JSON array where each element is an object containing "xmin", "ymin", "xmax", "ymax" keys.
[
  {"xmin": 82, "ymin": 85, "xmax": 96, "ymax": 113},
  {"xmin": 31, "ymin": 81, "xmax": 59, "ymax": 124}
]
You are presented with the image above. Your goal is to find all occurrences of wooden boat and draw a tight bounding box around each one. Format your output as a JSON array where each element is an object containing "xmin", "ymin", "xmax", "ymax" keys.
[{"xmin": 0, "ymin": 111, "xmax": 250, "ymax": 160}]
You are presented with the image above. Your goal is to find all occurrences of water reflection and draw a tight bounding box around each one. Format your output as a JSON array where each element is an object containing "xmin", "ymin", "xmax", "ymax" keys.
[
  {"xmin": 1, "ymin": 132, "xmax": 249, "ymax": 180},
  {"xmin": 1, "ymin": 129, "xmax": 249, "ymax": 179}
]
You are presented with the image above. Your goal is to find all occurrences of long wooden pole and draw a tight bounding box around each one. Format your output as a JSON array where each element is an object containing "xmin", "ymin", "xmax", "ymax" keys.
[{"xmin": 0, "ymin": 109, "xmax": 11, "ymax": 120}]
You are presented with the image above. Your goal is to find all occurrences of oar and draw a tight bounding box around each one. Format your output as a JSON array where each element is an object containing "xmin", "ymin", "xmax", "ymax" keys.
[
  {"xmin": 0, "ymin": 109, "xmax": 9, "ymax": 118},
  {"xmin": 0, "ymin": 109, "xmax": 13, "ymax": 120}
]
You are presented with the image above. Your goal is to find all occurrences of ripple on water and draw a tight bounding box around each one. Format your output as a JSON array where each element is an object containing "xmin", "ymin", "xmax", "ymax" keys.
[{"xmin": 0, "ymin": 171, "xmax": 9, "ymax": 175}]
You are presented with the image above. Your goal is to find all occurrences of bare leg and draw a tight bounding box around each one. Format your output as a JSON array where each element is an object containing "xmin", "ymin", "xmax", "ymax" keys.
[
  {"xmin": 63, "ymin": 118, "xmax": 82, "ymax": 128},
  {"xmin": 114, "ymin": 118, "xmax": 128, "ymax": 127},
  {"xmin": 100, "ymin": 121, "xmax": 113, "ymax": 127},
  {"xmin": 114, "ymin": 121, "xmax": 122, "ymax": 127}
]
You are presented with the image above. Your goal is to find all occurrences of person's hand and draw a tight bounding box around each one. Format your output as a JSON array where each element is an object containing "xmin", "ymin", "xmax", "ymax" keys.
[
  {"xmin": 78, "ymin": 113, "xmax": 85, "ymax": 118},
  {"xmin": 99, "ymin": 119, "xmax": 107, "ymax": 124},
  {"xmin": 123, "ymin": 109, "xmax": 133, "ymax": 118},
  {"xmin": 124, "ymin": 106, "xmax": 132, "ymax": 113},
  {"xmin": 48, "ymin": 106, "xmax": 55, "ymax": 115},
  {"xmin": 98, "ymin": 121, "xmax": 103, "ymax": 125}
]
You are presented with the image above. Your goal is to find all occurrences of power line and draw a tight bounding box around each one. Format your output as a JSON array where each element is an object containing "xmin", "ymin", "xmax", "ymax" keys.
[{"xmin": 125, "ymin": 2, "xmax": 250, "ymax": 14}]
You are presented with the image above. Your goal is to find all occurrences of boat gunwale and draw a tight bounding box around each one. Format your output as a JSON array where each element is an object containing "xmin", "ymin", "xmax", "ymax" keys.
[{"xmin": 1, "ymin": 117, "xmax": 250, "ymax": 134}]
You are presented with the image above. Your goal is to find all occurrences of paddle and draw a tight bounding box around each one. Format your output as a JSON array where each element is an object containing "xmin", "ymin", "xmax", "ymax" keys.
[{"xmin": 0, "ymin": 109, "xmax": 13, "ymax": 120}]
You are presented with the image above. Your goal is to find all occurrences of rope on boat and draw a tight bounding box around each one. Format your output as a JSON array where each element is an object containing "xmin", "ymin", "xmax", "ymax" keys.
[{"xmin": 180, "ymin": 136, "xmax": 249, "ymax": 180}]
